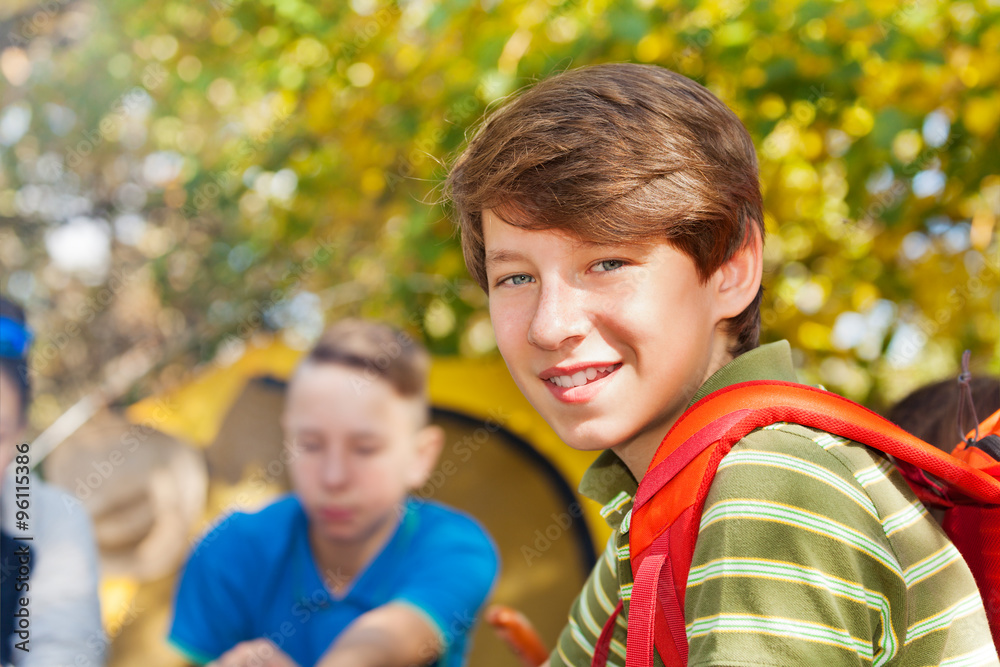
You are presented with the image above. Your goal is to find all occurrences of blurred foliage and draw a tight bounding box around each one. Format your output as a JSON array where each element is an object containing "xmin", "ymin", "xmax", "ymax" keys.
[{"xmin": 0, "ymin": 0, "xmax": 998, "ymax": 428}]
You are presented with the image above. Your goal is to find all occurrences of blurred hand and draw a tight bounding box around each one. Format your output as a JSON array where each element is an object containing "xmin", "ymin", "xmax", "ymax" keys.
[{"xmin": 210, "ymin": 640, "xmax": 300, "ymax": 667}]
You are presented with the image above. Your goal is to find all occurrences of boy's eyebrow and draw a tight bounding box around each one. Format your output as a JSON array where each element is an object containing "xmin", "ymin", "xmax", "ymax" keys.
[
  {"xmin": 484, "ymin": 248, "xmax": 526, "ymax": 267},
  {"xmin": 348, "ymin": 429, "xmax": 385, "ymax": 440}
]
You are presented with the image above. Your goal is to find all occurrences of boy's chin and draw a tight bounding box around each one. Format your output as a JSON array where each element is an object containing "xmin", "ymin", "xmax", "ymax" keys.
[
  {"xmin": 310, "ymin": 507, "xmax": 402, "ymax": 547},
  {"xmin": 553, "ymin": 425, "xmax": 622, "ymax": 453}
]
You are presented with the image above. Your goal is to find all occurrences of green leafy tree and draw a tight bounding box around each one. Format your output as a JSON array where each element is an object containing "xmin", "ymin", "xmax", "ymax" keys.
[{"xmin": 0, "ymin": 0, "xmax": 997, "ymax": 427}]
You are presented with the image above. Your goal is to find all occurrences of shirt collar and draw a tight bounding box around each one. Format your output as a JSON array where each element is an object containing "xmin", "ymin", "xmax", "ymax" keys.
[
  {"xmin": 687, "ymin": 339, "xmax": 797, "ymax": 406},
  {"xmin": 578, "ymin": 449, "xmax": 638, "ymax": 524},
  {"xmin": 576, "ymin": 340, "xmax": 798, "ymax": 514}
]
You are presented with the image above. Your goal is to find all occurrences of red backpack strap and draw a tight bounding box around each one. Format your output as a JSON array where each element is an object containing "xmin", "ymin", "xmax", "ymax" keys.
[
  {"xmin": 626, "ymin": 381, "xmax": 1000, "ymax": 666},
  {"xmin": 592, "ymin": 601, "xmax": 622, "ymax": 667},
  {"xmin": 627, "ymin": 411, "xmax": 746, "ymax": 665},
  {"xmin": 639, "ymin": 381, "xmax": 1000, "ymax": 514},
  {"xmin": 947, "ymin": 408, "xmax": 1000, "ymax": 648},
  {"xmin": 625, "ymin": 517, "xmax": 699, "ymax": 667}
]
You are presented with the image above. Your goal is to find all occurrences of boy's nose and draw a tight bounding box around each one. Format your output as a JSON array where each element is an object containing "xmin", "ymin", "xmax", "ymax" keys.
[
  {"xmin": 527, "ymin": 279, "xmax": 589, "ymax": 350},
  {"xmin": 320, "ymin": 450, "xmax": 349, "ymax": 489}
]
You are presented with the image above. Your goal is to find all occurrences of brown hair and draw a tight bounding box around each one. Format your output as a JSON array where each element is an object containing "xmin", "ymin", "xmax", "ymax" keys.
[
  {"xmin": 887, "ymin": 376, "xmax": 1000, "ymax": 453},
  {"xmin": 447, "ymin": 63, "xmax": 764, "ymax": 355},
  {"xmin": 305, "ymin": 319, "xmax": 429, "ymax": 401}
]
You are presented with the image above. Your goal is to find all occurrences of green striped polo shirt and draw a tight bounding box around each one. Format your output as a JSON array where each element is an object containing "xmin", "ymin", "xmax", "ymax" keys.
[{"xmin": 550, "ymin": 341, "xmax": 998, "ymax": 667}]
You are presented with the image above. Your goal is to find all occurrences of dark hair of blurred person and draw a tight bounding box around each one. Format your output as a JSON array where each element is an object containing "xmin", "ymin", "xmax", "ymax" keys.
[{"xmin": 887, "ymin": 376, "xmax": 1000, "ymax": 453}]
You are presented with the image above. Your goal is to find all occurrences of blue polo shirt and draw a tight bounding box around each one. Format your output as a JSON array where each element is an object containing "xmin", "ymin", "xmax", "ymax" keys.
[{"xmin": 169, "ymin": 495, "xmax": 498, "ymax": 666}]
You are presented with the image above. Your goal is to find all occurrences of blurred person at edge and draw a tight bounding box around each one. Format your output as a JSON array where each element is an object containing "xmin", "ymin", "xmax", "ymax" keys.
[
  {"xmin": 887, "ymin": 374, "xmax": 1000, "ymax": 524},
  {"xmin": 0, "ymin": 296, "xmax": 105, "ymax": 666}
]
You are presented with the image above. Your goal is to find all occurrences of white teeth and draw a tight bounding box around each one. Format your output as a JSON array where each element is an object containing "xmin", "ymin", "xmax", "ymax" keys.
[{"xmin": 548, "ymin": 364, "xmax": 620, "ymax": 388}]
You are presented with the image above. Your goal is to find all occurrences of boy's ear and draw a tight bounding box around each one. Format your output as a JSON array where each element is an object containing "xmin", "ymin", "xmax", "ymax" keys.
[
  {"xmin": 407, "ymin": 424, "xmax": 445, "ymax": 489},
  {"xmin": 712, "ymin": 224, "xmax": 763, "ymax": 322}
]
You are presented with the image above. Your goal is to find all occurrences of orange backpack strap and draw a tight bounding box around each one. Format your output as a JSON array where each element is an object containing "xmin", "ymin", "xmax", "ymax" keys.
[
  {"xmin": 620, "ymin": 381, "xmax": 1000, "ymax": 667},
  {"xmin": 953, "ymin": 408, "xmax": 1000, "ymax": 472}
]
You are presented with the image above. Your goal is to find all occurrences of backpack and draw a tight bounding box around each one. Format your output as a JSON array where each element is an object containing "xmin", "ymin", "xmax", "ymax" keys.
[{"xmin": 592, "ymin": 380, "xmax": 1000, "ymax": 667}]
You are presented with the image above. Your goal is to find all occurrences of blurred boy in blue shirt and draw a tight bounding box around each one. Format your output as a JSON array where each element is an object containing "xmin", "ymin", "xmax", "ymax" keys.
[{"xmin": 169, "ymin": 320, "xmax": 499, "ymax": 667}]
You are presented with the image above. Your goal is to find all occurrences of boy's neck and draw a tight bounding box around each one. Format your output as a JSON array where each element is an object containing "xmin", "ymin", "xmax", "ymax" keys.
[
  {"xmin": 613, "ymin": 432, "xmax": 672, "ymax": 482},
  {"xmin": 308, "ymin": 509, "xmax": 404, "ymax": 595}
]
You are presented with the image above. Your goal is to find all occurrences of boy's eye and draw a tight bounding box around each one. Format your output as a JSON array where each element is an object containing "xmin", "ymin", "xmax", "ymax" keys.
[
  {"xmin": 354, "ymin": 443, "xmax": 386, "ymax": 458},
  {"xmin": 498, "ymin": 273, "xmax": 535, "ymax": 287},
  {"xmin": 593, "ymin": 259, "xmax": 625, "ymax": 272},
  {"xmin": 351, "ymin": 437, "xmax": 385, "ymax": 456}
]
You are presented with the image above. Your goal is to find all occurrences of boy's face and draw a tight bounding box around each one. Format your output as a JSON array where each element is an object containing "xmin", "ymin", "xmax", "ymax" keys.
[
  {"xmin": 283, "ymin": 362, "xmax": 439, "ymax": 550},
  {"xmin": 483, "ymin": 211, "xmax": 740, "ymax": 468}
]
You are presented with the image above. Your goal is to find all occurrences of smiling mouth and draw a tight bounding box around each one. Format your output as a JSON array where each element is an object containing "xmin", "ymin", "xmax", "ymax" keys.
[{"xmin": 545, "ymin": 364, "xmax": 621, "ymax": 389}]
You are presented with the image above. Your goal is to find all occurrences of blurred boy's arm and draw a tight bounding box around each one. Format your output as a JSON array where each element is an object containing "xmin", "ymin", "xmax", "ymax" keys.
[
  {"xmin": 210, "ymin": 639, "xmax": 298, "ymax": 667},
  {"xmin": 316, "ymin": 602, "xmax": 443, "ymax": 666},
  {"xmin": 210, "ymin": 609, "xmax": 441, "ymax": 667},
  {"xmin": 216, "ymin": 620, "xmax": 547, "ymax": 667}
]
